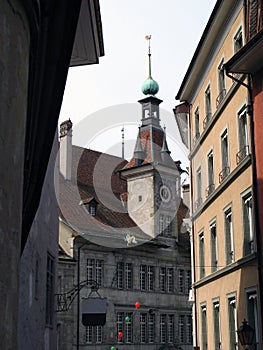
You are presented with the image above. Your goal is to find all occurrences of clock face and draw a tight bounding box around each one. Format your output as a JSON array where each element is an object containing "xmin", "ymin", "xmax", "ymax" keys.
[{"xmin": 160, "ymin": 185, "xmax": 171, "ymax": 202}]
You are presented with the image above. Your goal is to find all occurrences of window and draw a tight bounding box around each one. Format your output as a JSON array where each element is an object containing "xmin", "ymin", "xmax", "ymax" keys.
[
  {"xmin": 234, "ymin": 27, "xmax": 243, "ymax": 52},
  {"xmin": 140, "ymin": 312, "xmax": 156, "ymax": 344},
  {"xmin": 246, "ymin": 291, "xmax": 259, "ymax": 347},
  {"xmin": 116, "ymin": 262, "xmax": 133, "ymax": 289},
  {"xmin": 85, "ymin": 326, "xmax": 102, "ymax": 343},
  {"xmin": 186, "ymin": 315, "xmax": 193, "ymax": 344},
  {"xmin": 213, "ymin": 301, "xmax": 221, "ymax": 350},
  {"xmin": 165, "ymin": 215, "xmax": 172, "ymax": 235},
  {"xmin": 140, "ymin": 265, "xmax": 147, "ymax": 291},
  {"xmin": 148, "ymin": 313, "xmax": 155, "ymax": 343},
  {"xmin": 117, "ymin": 312, "xmax": 133, "ymax": 343},
  {"xmin": 199, "ymin": 232, "xmax": 205, "ymax": 278},
  {"xmin": 140, "ymin": 264, "xmax": 155, "ymax": 291},
  {"xmin": 125, "ymin": 263, "xmax": 133, "ymax": 289},
  {"xmin": 167, "ymin": 314, "xmax": 174, "ymax": 343},
  {"xmin": 45, "ymin": 253, "xmax": 55, "ymax": 327},
  {"xmin": 159, "ymin": 267, "xmax": 174, "ymax": 293},
  {"xmin": 87, "ymin": 259, "xmax": 104, "ymax": 286},
  {"xmin": 243, "ymin": 194, "xmax": 254, "ymax": 255},
  {"xmin": 186, "ymin": 270, "xmax": 192, "ymax": 293},
  {"xmin": 220, "ymin": 130, "xmax": 230, "ymax": 182},
  {"xmin": 196, "ymin": 167, "xmax": 202, "ymax": 210},
  {"xmin": 160, "ymin": 315, "xmax": 167, "ymax": 343},
  {"xmin": 225, "ymin": 209, "xmax": 234, "ymax": 264},
  {"xmin": 194, "ymin": 107, "xmax": 200, "ymax": 143},
  {"xmin": 217, "ymin": 60, "xmax": 226, "ymax": 107},
  {"xmin": 204, "ymin": 85, "xmax": 212, "ymax": 126},
  {"xmin": 89, "ymin": 204, "xmax": 96, "ymax": 216},
  {"xmin": 140, "ymin": 313, "xmax": 147, "ymax": 343},
  {"xmin": 179, "ymin": 269, "xmax": 184, "ymax": 293},
  {"xmin": 210, "ymin": 222, "xmax": 218, "ymax": 273},
  {"xmin": 179, "ymin": 315, "xmax": 185, "ymax": 343},
  {"xmin": 159, "ymin": 214, "xmax": 172, "ymax": 235},
  {"xmin": 85, "ymin": 326, "xmax": 93, "ymax": 343},
  {"xmin": 117, "ymin": 262, "xmax": 124, "ymax": 289},
  {"xmin": 167, "ymin": 268, "xmax": 174, "ymax": 293},
  {"xmin": 125, "ymin": 312, "xmax": 133, "ymax": 343},
  {"xmin": 148, "ymin": 266, "xmax": 155, "ymax": 291},
  {"xmin": 228, "ymin": 297, "xmax": 238, "ymax": 349},
  {"xmin": 159, "ymin": 214, "xmax": 164, "ymax": 234},
  {"xmin": 207, "ymin": 151, "xmax": 215, "ymax": 196},
  {"xmin": 159, "ymin": 267, "xmax": 166, "ymax": 292},
  {"xmin": 117, "ymin": 312, "xmax": 124, "ymax": 343},
  {"xmin": 237, "ymin": 107, "xmax": 249, "ymax": 164},
  {"xmin": 201, "ymin": 305, "xmax": 208, "ymax": 350}
]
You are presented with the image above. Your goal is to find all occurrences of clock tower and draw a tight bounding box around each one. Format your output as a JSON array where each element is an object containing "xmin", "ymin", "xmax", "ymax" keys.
[{"xmin": 121, "ymin": 37, "xmax": 181, "ymax": 239}]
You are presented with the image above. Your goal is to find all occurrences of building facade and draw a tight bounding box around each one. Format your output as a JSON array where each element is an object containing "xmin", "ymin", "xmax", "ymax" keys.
[
  {"xmin": 0, "ymin": 0, "xmax": 104, "ymax": 348},
  {"xmin": 175, "ymin": 0, "xmax": 261, "ymax": 349},
  {"xmin": 57, "ymin": 52, "xmax": 192, "ymax": 349}
]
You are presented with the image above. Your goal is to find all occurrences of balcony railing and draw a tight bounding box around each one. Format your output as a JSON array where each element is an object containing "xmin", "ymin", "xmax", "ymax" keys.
[
  {"xmin": 203, "ymin": 113, "xmax": 212, "ymax": 130},
  {"xmin": 216, "ymin": 89, "xmax": 226, "ymax": 108},
  {"xmin": 219, "ymin": 166, "xmax": 230, "ymax": 183},
  {"xmin": 193, "ymin": 132, "xmax": 200, "ymax": 147},
  {"xmin": 205, "ymin": 183, "xmax": 215, "ymax": 198},
  {"xmin": 194, "ymin": 197, "xmax": 202, "ymax": 211},
  {"xmin": 236, "ymin": 145, "xmax": 249, "ymax": 164}
]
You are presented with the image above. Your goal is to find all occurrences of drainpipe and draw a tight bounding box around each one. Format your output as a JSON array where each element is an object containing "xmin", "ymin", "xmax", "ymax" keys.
[
  {"xmin": 225, "ymin": 69, "xmax": 263, "ymax": 339},
  {"xmin": 188, "ymin": 102, "xmax": 199, "ymax": 349}
]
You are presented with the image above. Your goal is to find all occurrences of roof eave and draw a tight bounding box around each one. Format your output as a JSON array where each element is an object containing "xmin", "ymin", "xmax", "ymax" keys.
[
  {"xmin": 70, "ymin": 0, "xmax": 104, "ymax": 67},
  {"xmin": 224, "ymin": 29, "xmax": 263, "ymax": 74}
]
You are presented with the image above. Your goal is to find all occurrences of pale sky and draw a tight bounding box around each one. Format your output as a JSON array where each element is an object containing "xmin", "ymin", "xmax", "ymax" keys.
[{"xmin": 59, "ymin": 0, "xmax": 217, "ymax": 164}]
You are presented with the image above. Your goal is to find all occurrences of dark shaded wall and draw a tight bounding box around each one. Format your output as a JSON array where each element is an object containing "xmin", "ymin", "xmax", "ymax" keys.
[
  {"xmin": 18, "ymin": 135, "xmax": 59, "ymax": 350},
  {"xmin": 0, "ymin": 1, "xmax": 30, "ymax": 348}
]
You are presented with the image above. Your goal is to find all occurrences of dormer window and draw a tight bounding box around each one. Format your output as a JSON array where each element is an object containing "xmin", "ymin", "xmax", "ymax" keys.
[
  {"xmin": 89, "ymin": 202, "xmax": 96, "ymax": 216},
  {"xmin": 79, "ymin": 197, "xmax": 98, "ymax": 216}
]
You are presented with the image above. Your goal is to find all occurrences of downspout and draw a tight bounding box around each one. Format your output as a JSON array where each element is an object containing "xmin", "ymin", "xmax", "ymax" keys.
[
  {"xmin": 225, "ymin": 69, "xmax": 263, "ymax": 336},
  {"xmin": 189, "ymin": 102, "xmax": 199, "ymax": 349}
]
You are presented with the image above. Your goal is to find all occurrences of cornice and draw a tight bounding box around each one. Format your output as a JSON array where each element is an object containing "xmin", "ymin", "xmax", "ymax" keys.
[
  {"xmin": 193, "ymin": 252, "xmax": 257, "ymax": 288},
  {"xmin": 192, "ymin": 154, "xmax": 251, "ymax": 220}
]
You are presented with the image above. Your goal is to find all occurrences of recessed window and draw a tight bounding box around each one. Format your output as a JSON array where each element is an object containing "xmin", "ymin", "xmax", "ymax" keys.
[
  {"xmin": 234, "ymin": 27, "xmax": 243, "ymax": 52},
  {"xmin": 217, "ymin": 60, "xmax": 226, "ymax": 107},
  {"xmin": 228, "ymin": 297, "xmax": 238, "ymax": 348},
  {"xmin": 199, "ymin": 232, "xmax": 205, "ymax": 278},
  {"xmin": 242, "ymin": 193, "xmax": 254, "ymax": 255},
  {"xmin": 138, "ymin": 195, "xmax": 142, "ymax": 202},
  {"xmin": 213, "ymin": 301, "xmax": 221, "ymax": 349},
  {"xmin": 224, "ymin": 208, "xmax": 234, "ymax": 264},
  {"xmin": 210, "ymin": 222, "xmax": 218, "ymax": 273}
]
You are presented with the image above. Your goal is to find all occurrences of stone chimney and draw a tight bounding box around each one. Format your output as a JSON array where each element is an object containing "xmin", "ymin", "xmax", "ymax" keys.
[
  {"xmin": 59, "ymin": 119, "xmax": 72, "ymax": 180},
  {"xmin": 182, "ymin": 183, "xmax": 190, "ymax": 209}
]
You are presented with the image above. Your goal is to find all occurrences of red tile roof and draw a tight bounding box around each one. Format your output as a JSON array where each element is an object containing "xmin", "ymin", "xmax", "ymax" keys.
[
  {"xmin": 59, "ymin": 145, "xmax": 189, "ymax": 248},
  {"xmin": 124, "ymin": 126, "xmax": 176, "ymax": 169}
]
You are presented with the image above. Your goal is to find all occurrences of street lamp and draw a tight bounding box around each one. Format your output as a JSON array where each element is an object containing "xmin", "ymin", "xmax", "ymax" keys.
[{"xmin": 236, "ymin": 319, "xmax": 255, "ymax": 349}]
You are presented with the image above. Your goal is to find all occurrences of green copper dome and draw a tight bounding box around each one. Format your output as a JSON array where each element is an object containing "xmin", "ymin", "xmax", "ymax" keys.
[{"xmin": 141, "ymin": 77, "xmax": 159, "ymax": 96}]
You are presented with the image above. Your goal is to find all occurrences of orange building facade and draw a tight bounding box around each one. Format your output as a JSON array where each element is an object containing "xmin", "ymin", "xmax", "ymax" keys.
[{"xmin": 175, "ymin": 1, "xmax": 262, "ymax": 349}]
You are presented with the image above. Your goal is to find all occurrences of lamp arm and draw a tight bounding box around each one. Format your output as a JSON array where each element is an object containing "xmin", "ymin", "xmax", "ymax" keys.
[{"xmin": 55, "ymin": 279, "xmax": 99, "ymax": 312}]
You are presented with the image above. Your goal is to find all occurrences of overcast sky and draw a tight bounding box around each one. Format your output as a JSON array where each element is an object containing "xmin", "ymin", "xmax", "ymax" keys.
[{"xmin": 59, "ymin": 0, "xmax": 217, "ymax": 163}]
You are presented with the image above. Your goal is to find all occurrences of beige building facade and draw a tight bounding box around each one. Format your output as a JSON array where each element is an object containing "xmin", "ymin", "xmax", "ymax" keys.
[{"xmin": 175, "ymin": 0, "xmax": 261, "ymax": 349}]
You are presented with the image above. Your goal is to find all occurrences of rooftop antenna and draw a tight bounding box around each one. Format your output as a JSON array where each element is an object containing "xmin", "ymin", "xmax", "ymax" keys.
[{"xmin": 121, "ymin": 126, "xmax": 124, "ymax": 159}]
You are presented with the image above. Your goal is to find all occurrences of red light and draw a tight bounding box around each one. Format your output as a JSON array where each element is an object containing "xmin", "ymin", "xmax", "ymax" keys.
[
  {"xmin": 135, "ymin": 301, "xmax": 141, "ymax": 309},
  {"xmin": 118, "ymin": 331, "xmax": 123, "ymax": 339}
]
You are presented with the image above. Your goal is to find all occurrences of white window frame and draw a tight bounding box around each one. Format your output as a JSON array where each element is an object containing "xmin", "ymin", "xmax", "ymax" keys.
[{"xmin": 224, "ymin": 207, "xmax": 234, "ymax": 264}]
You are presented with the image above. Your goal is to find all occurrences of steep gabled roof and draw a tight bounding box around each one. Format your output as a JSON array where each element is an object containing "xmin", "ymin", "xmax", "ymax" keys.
[{"xmin": 59, "ymin": 147, "xmax": 152, "ymax": 247}]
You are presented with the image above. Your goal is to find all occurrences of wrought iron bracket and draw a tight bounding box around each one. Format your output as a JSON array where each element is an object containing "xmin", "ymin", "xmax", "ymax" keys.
[{"xmin": 55, "ymin": 279, "xmax": 99, "ymax": 312}]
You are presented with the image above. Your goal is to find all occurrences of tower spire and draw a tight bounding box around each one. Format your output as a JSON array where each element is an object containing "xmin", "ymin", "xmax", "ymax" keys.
[
  {"xmin": 142, "ymin": 35, "xmax": 159, "ymax": 96},
  {"xmin": 146, "ymin": 35, "xmax": 152, "ymax": 78}
]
